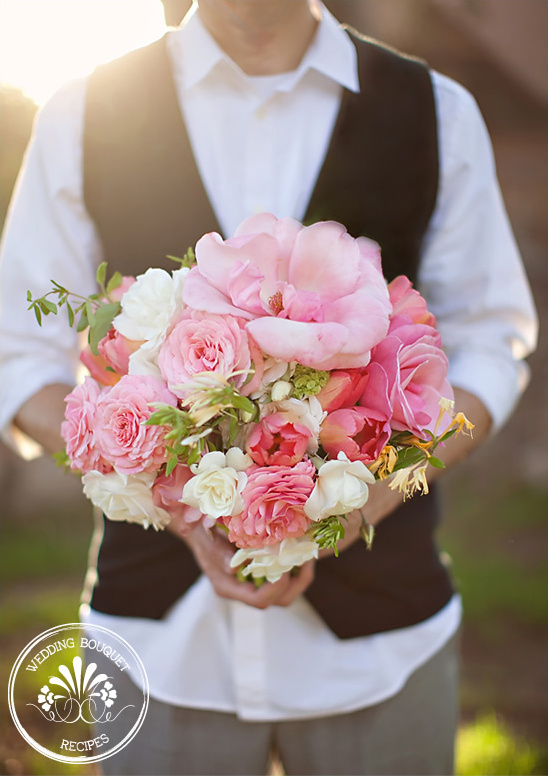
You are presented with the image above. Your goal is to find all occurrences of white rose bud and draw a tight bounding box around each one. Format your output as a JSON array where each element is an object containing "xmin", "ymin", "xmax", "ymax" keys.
[
  {"xmin": 304, "ymin": 452, "xmax": 375, "ymax": 522},
  {"xmin": 182, "ymin": 449, "xmax": 251, "ymax": 519},
  {"xmin": 270, "ymin": 380, "xmax": 292, "ymax": 402},
  {"xmin": 230, "ymin": 537, "xmax": 319, "ymax": 583}
]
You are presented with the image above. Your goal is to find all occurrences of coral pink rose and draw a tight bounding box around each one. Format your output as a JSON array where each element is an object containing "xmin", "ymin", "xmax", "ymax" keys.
[
  {"xmin": 369, "ymin": 322, "xmax": 453, "ymax": 436},
  {"xmin": 388, "ymin": 275, "xmax": 437, "ymax": 328},
  {"xmin": 151, "ymin": 465, "xmax": 203, "ymax": 534},
  {"xmin": 315, "ymin": 368, "xmax": 369, "ymax": 413},
  {"xmin": 158, "ymin": 310, "xmax": 263, "ymax": 398},
  {"xmin": 61, "ymin": 377, "xmax": 113, "ymax": 473},
  {"xmin": 320, "ymin": 363, "xmax": 392, "ymax": 462},
  {"xmin": 182, "ymin": 213, "xmax": 392, "ymax": 370},
  {"xmin": 246, "ymin": 412, "xmax": 312, "ymax": 467},
  {"xmin": 94, "ymin": 375, "xmax": 177, "ymax": 474},
  {"xmin": 80, "ymin": 328, "xmax": 143, "ymax": 386},
  {"xmin": 80, "ymin": 347, "xmax": 121, "ymax": 387},
  {"xmin": 224, "ymin": 460, "xmax": 315, "ymax": 549}
]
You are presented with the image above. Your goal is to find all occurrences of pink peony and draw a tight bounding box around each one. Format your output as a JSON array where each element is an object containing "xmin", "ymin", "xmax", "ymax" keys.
[
  {"xmin": 246, "ymin": 412, "xmax": 312, "ymax": 467},
  {"xmin": 98, "ymin": 328, "xmax": 143, "ymax": 376},
  {"xmin": 320, "ymin": 364, "xmax": 392, "ymax": 463},
  {"xmin": 151, "ymin": 465, "xmax": 203, "ymax": 535},
  {"xmin": 182, "ymin": 213, "xmax": 392, "ymax": 370},
  {"xmin": 61, "ymin": 377, "xmax": 113, "ymax": 473},
  {"xmin": 387, "ymin": 275, "xmax": 437, "ymax": 328},
  {"xmin": 94, "ymin": 375, "xmax": 177, "ymax": 474},
  {"xmin": 369, "ymin": 322, "xmax": 453, "ymax": 436},
  {"xmin": 158, "ymin": 310, "xmax": 262, "ymax": 398},
  {"xmin": 315, "ymin": 368, "xmax": 369, "ymax": 413},
  {"xmin": 224, "ymin": 460, "xmax": 315, "ymax": 549}
]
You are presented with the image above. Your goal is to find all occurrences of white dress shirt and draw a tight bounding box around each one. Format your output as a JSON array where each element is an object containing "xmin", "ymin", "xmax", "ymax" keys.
[{"xmin": 0, "ymin": 5, "xmax": 537, "ymax": 721}]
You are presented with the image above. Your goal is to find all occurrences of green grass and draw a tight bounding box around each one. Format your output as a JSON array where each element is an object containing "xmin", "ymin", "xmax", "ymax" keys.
[{"xmin": 457, "ymin": 712, "xmax": 548, "ymax": 776}]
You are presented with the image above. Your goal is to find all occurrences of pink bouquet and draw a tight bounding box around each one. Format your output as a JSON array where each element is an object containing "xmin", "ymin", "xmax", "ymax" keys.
[{"xmin": 29, "ymin": 214, "xmax": 472, "ymax": 582}]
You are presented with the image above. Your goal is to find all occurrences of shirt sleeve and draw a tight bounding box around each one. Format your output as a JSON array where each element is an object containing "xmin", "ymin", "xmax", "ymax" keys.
[
  {"xmin": 419, "ymin": 72, "xmax": 538, "ymax": 431},
  {"xmin": 0, "ymin": 77, "xmax": 103, "ymax": 455}
]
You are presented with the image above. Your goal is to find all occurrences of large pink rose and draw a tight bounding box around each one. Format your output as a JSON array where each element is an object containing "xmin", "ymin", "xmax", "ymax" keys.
[
  {"xmin": 369, "ymin": 322, "xmax": 453, "ymax": 436},
  {"xmin": 158, "ymin": 310, "xmax": 262, "ymax": 398},
  {"xmin": 224, "ymin": 460, "xmax": 315, "ymax": 548},
  {"xmin": 94, "ymin": 375, "xmax": 177, "ymax": 474},
  {"xmin": 151, "ymin": 465, "xmax": 203, "ymax": 535},
  {"xmin": 61, "ymin": 377, "xmax": 112, "ymax": 474},
  {"xmin": 320, "ymin": 364, "xmax": 392, "ymax": 462},
  {"xmin": 182, "ymin": 213, "xmax": 392, "ymax": 370},
  {"xmin": 246, "ymin": 411, "xmax": 312, "ymax": 467}
]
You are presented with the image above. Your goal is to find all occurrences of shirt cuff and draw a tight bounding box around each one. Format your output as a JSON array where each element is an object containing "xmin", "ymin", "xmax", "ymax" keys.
[{"xmin": 447, "ymin": 350, "xmax": 530, "ymax": 433}]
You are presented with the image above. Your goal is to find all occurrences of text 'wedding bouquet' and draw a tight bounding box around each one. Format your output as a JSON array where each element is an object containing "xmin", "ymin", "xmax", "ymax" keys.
[{"xmin": 30, "ymin": 214, "xmax": 472, "ymax": 582}]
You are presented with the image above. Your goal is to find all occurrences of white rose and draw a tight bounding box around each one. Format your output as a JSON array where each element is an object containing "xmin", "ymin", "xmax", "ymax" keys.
[
  {"xmin": 230, "ymin": 537, "xmax": 319, "ymax": 583},
  {"xmin": 114, "ymin": 267, "xmax": 188, "ymax": 342},
  {"xmin": 181, "ymin": 449, "xmax": 251, "ymax": 519},
  {"xmin": 304, "ymin": 452, "xmax": 375, "ymax": 522},
  {"xmin": 127, "ymin": 335, "xmax": 163, "ymax": 378},
  {"xmin": 82, "ymin": 470, "xmax": 170, "ymax": 530}
]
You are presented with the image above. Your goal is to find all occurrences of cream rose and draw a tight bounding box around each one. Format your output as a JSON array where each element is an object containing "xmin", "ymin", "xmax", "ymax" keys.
[
  {"xmin": 230, "ymin": 537, "xmax": 319, "ymax": 583},
  {"xmin": 181, "ymin": 449, "xmax": 252, "ymax": 519},
  {"xmin": 304, "ymin": 452, "xmax": 375, "ymax": 522},
  {"xmin": 82, "ymin": 470, "xmax": 171, "ymax": 530},
  {"xmin": 114, "ymin": 267, "xmax": 188, "ymax": 342}
]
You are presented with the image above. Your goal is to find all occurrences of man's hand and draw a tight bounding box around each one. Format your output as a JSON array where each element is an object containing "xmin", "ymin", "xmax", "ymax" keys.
[{"xmin": 167, "ymin": 513, "xmax": 315, "ymax": 609}]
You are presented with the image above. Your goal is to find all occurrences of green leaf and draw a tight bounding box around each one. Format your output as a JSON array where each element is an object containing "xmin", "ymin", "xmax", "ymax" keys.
[
  {"xmin": 33, "ymin": 305, "xmax": 42, "ymax": 326},
  {"xmin": 85, "ymin": 300, "xmax": 96, "ymax": 327},
  {"xmin": 96, "ymin": 261, "xmax": 107, "ymax": 289},
  {"xmin": 41, "ymin": 299, "xmax": 58, "ymax": 315},
  {"xmin": 27, "ymin": 290, "xmax": 32, "ymax": 302},
  {"xmin": 106, "ymin": 271, "xmax": 123, "ymax": 294},
  {"xmin": 76, "ymin": 308, "xmax": 89, "ymax": 332},
  {"xmin": 88, "ymin": 301, "xmax": 120, "ymax": 355},
  {"xmin": 66, "ymin": 302, "xmax": 75, "ymax": 327},
  {"xmin": 428, "ymin": 456, "xmax": 446, "ymax": 469}
]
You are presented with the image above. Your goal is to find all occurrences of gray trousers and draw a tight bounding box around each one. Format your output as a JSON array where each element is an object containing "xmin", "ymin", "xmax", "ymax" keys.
[{"xmin": 92, "ymin": 632, "xmax": 459, "ymax": 776}]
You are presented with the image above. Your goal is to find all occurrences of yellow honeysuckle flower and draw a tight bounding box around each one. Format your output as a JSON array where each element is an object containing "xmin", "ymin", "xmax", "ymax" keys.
[{"xmin": 368, "ymin": 444, "xmax": 398, "ymax": 479}]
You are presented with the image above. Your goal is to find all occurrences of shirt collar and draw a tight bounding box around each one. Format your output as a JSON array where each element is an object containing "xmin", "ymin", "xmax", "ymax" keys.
[{"xmin": 169, "ymin": 1, "xmax": 359, "ymax": 95}]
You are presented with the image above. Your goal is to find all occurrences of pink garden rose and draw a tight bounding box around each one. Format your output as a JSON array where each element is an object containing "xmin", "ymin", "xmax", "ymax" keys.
[
  {"xmin": 387, "ymin": 275, "xmax": 437, "ymax": 328},
  {"xmin": 94, "ymin": 375, "xmax": 177, "ymax": 474},
  {"xmin": 246, "ymin": 411, "xmax": 312, "ymax": 467},
  {"xmin": 158, "ymin": 310, "xmax": 262, "ymax": 398},
  {"xmin": 151, "ymin": 464, "xmax": 202, "ymax": 535},
  {"xmin": 61, "ymin": 377, "xmax": 112, "ymax": 473},
  {"xmin": 224, "ymin": 460, "xmax": 315, "ymax": 549},
  {"xmin": 320, "ymin": 364, "xmax": 392, "ymax": 462},
  {"xmin": 368, "ymin": 321, "xmax": 453, "ymax": 436},
  {"xmin": 182, "ymin": 213, "xmax": 392, "ymax": 370}
]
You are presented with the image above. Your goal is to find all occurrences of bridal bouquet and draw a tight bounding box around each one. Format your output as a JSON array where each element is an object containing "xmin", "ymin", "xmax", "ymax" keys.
[{"xmin": 29, "ymin": 214, "xmax": 472, "ymax": 582}]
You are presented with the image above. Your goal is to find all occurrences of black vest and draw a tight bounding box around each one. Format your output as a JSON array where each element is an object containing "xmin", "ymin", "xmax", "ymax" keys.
[{"xmin": 83, "ymin": 30, "xmax": 454, "ymax": 639}]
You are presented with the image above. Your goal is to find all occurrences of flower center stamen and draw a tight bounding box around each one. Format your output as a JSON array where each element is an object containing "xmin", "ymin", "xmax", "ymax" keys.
[{"xmin": 268, "ymin": 291, "xmax": 284, "ymax": 315}]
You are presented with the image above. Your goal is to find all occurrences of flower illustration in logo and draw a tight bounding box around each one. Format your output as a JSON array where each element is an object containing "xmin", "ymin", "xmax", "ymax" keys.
[
  {"xmin": 29, "ymin": 656, "xmax": 131, "ymax": 724},
  {"xmin": 99, "ymin": 681, "xmax": 117, "ymax": 708},
  {"xmin": 37, "ymin": 685, "xmax": 59, "ymax": 712}
]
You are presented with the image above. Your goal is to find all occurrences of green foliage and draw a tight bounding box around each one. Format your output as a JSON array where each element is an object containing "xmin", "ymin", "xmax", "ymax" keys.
[
  {"xmin": 309, "ymin": 515, "xmax": 346, "ymax": 556},
  {"xmin": 167, "ymin": 247, "xmax": 196, "ymax": 268},
  {"xmin": 456, "ymin": 712, "xmax": 548, "ymax": 775},
  {"xmin": 146, "ymin": 403, "xmax": 213, "ymax": 470},
  {"xmin": 26, "ymin": 263, "xmax": 122, "ymax": 353}
]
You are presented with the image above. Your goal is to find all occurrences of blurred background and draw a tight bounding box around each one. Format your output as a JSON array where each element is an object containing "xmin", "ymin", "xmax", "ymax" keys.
[{"xmin": 0, "ymin": 1, "xmax": 546, "ymax": 774}]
